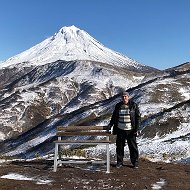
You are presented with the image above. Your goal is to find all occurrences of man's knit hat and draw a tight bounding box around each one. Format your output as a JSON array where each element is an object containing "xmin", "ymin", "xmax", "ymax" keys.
[{"xmin": 122, "ymin": 91, "xmax": 130, "ymax": 97}]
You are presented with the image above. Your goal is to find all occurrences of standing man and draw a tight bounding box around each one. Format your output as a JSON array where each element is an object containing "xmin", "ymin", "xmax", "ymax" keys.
[{"xmin": 108, "ymin": 91, "xmax": 141, "ymax": 168}]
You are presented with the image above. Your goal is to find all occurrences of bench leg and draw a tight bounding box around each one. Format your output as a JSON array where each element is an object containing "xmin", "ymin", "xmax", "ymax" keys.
[
  {"xmin": 53, "ymin": 143, "xmax": 58, "ymax": 172},
  {"xmin": 106, "ymin": 144, "xmax": 110, "ymax": 173},
  {"xmin": 58, "ymin": 137, "xmax": 62, "ymax": 161}
]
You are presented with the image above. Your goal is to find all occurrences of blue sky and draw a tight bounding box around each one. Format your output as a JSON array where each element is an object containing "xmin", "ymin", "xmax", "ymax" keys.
[{"xmin": 0, "ymin": 0, "xmax": 190, "ymax": 70}]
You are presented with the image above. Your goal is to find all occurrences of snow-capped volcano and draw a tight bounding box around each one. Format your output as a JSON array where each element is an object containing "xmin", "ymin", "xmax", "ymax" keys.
[
  {"xmin": 2, "ymin": 25, "xmax": 189, "ymax": 164},
  {"xmin": 1, "ymin": 25, "xmax": 147, "ymax": 71}
]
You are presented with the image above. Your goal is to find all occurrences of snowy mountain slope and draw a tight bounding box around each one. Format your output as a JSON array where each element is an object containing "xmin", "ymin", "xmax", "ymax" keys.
[
  {"xmin": 165, "ymin": 62, "xmax": 190, "ymax": 73},
  {"xmin": 0, "ymin": 64, "xmax": 33, "ymax": 89},
  {"xmin": 0, "ymin": 26, "xmax": 157, "ymax": 73},
  {"xmin": 0, "ymin": 93, "xmax": 120, "ymax": 157},
  {"xmin": 132, "ymin": 70, "xmax": 190, "ymax": 118},
  {"xmin": 0, "ymin": 60, "xmax": 145, "ymax": 141},
  {"xmin": 0, "ymin": 69, "xmax": 189, "ymax": 163},
  {"xmin": 138, "ymin": 99, "xmax": 190, "ymax": 162}
]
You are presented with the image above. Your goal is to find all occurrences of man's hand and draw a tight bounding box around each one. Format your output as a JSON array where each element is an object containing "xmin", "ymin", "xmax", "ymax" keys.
[
  {"xmin": 107, "ymin": 125, "xmax": 113, "ymax": 134},
  {"xmin": 133, "ymin": 130, "xmax": 141, "ymax": 137},
  {"xmin": 107, "ymin": 124, "xmax": 112, "ymax": 130}
]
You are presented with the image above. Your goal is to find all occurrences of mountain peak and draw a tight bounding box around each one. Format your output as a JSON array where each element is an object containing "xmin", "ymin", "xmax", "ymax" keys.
[
  {"xmin": 52, "ymin": 25, "xmax": 88, "ymax": 44},
  {"xmin": 0, "ymin": 25, "xmax": 151, "ymax": 72},
  {"xmin": 58, "ymin": 25, "xmax": 80, "ymax": 34}
]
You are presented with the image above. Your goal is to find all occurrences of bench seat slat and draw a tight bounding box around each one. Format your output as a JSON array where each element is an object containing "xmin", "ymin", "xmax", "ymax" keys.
[
  {"xmin": 57, "ymin": 132, "xmax": 112, "ymax": 136},
  {"xmin": 54, "ymin": 140, "xmax": 111, "ymax": 144},
  {"xmin": 57, "ymin": 126, "xmax": 110, "ymax": 131}
]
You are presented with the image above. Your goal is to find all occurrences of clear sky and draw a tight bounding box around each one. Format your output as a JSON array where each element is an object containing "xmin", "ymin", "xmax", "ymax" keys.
[{"xmin": 0, "ymin": 0, "xmax": 190, "ymax": 70}]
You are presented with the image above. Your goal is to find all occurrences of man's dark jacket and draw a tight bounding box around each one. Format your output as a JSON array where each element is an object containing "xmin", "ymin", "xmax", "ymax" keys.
[{"xmin": 109, "ymin": 100, "xmax": 141, "ymax": 135}]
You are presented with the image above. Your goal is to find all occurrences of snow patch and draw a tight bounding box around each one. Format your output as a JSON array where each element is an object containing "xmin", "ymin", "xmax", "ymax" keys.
[
  {"xmin": 0, "ymin": 173, "xmax": 53, "ymax": 184},
  {"xmin": 151, "ymin": 178, "xmax": 166, "ymax": 190},
  {"xmin": 179, "ymin": 88, "xmax": 190, "ymax": 99},
  {"xmin": 0, "ymin": 131, "xmax": 5, "ymax": 141}
]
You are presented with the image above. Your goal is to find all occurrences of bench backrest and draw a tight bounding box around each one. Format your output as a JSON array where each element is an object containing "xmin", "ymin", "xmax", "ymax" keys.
[{"xmin": 57, "ymin": 126, "xmax": 111, "ymax": 137}]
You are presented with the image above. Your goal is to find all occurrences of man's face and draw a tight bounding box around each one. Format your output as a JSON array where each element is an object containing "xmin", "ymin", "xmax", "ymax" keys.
[{"xmin": 122, "ymin": 95, "xmax": 129, "ymax": 104}]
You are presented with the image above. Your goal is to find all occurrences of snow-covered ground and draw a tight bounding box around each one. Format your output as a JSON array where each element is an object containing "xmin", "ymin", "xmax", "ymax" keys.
[{"xmin": 86, "ymin": 123, "xmax": 190, "ymax": 164}]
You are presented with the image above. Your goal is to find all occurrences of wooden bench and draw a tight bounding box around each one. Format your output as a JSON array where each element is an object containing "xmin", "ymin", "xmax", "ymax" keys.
[{"xmin": 53, "ymin": 126, "xmax": 112, "ymax": 173}]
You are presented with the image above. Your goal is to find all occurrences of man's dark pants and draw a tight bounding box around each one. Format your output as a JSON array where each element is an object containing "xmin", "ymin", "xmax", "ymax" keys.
[{"xmin": 116, "ymin": 128, "xmax": 139, "ymax": 166}]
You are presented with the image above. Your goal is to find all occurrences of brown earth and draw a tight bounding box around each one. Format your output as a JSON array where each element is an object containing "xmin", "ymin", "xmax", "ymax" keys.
[{"xmin": 0, "ymin": 159, "xmax": 190, "ymax": 190}]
